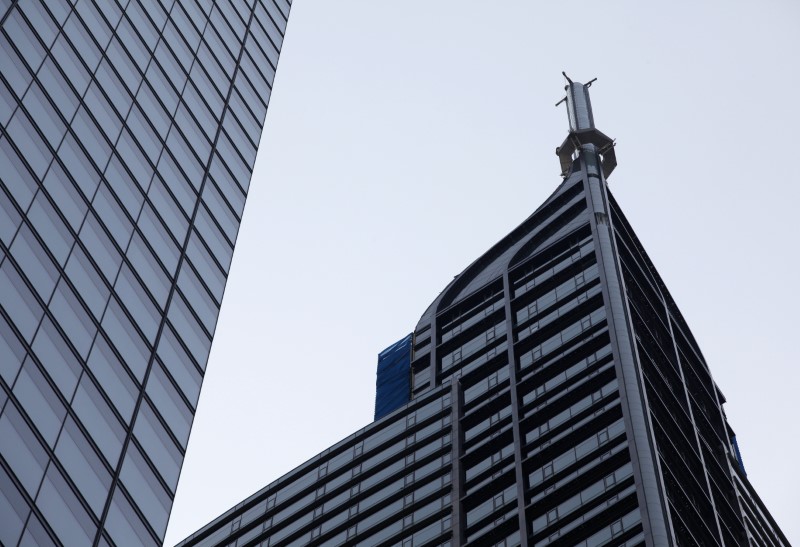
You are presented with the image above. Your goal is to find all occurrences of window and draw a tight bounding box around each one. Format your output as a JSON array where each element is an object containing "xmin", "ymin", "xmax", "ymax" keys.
[
  {"xmin": 0, "ymin": 259, "xmax": 42, "ymax": 342},
  {"xmin": 11, "ymin": 224, "xmax": 58, "ymax": 300},
  {"xmin": 72, "ymin": 375, "xmax": 126, "ymax": 466},
  {"xmin": 0, "ymin": 404, "xmax": 48, "ymax": 495},
  {"xmin": 50, "ymin": 279, "xmax": 96, "ymax": 358},
  {"xmin": 55, "ymin": 417, "xmax": 112, "ymax": 516},
  {"xmin": 13, "ymin": 358, "xmax": 66, "ymax": 447},
  {"xmin": 35, "ymin": 465, "xmax": 95, "ymax": 545}
]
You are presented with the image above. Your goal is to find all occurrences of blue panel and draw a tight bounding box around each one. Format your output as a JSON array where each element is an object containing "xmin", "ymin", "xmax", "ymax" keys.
[
  {"xmin": 374, "ymin": 334, "xmax": 413, "ymax": 420},
  {"xmin": 732, "ymin": 436, "xmax": 746, "ymax": 476}
]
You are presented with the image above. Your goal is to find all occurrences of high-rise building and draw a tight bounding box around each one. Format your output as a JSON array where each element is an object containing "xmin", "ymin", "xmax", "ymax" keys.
[
  {"xmin": 176, "ymin": 79, "xmax": 788, "ymax": 547},
  {"xmin": 0, "ymin": 1, "xmax": 290, "ymax": 545}
]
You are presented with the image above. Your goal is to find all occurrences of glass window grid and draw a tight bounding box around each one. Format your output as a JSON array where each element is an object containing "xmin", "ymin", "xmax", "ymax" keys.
[
  {"xmin": 203, "ymin": 17, "xmax": 236, "ymax": 75},
  {"xmin": 0, "ymin": 197, "xmax": 172, "ymax": 386},
  {"xmin": 261, "ymin": 0, "xmax": 288, "ymax": 34},
  {"xmin": 184, "ymin": 230, "xmax": 226, "ymax": 303},
  {"xmin": 131, "ymin": 402, "xmax": 183, "ymax": 490},
  {"xmin": 3, "ymin": 9, "xmax": 47, "ymax": 77},
  {"xmin": 209, "ymin": 6, "xmax": 243, "ymax": 53},
  {"xmin": 250, "ymin": 11, "xmax": 281, "ymax": 64},
  {"xmin": 232, "ymin": 63, "xmax": 267, "ymax": 123},
  {"xmin": 0, "ymin": 0, "xmax": 288, "ymax": 544},
  {"xmin": 0, "ymin": 376, "xmax": 124, "ymax": 541},
  {"xmin": 219, "ymin": 0, "xmax": 247, "ymax": 38}
]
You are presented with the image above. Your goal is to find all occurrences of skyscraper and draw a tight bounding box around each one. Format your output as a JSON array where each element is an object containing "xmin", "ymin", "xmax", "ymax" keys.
[
  {"xmin": 0, "ymin": 1, "xmax": 290, "ymax": 545},
  {"xmin": 176, "ymin": 79, "xmax": 788, "ymax": 547}
]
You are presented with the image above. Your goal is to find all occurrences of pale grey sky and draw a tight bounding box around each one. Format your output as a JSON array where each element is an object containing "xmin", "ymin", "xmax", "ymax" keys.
[{"xmin": 165, "ymin": 1, "xmax": 800, "ymax": 544}]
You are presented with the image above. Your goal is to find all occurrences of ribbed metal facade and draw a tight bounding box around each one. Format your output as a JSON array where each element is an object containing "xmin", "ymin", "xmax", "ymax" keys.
[
  {"xmin": 0, "ymin": 1, "xmax": 290, "ymax": 545},
  {"xmin": 177, "ymin": 148, "xmax": 788, "ymax": 546}
]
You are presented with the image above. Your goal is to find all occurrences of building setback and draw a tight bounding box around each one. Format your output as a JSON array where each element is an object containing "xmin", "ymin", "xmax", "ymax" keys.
[
  {"xmin": 0, "ymin": 0, "xmax": 290, "ymax": 545},
  {"xmin": 176, "ymin": 79, "xmax": 788, "ymax": 547}
]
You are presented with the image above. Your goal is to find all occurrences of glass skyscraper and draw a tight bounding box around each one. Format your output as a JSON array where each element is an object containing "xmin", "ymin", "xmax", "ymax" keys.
[
  {"xmin": 0, "ymin": 0, "xmax": 290, "ymax": 545},
  {"xmin": 176, "ymin": 80, "xmax": 788, "ymax": 547}
]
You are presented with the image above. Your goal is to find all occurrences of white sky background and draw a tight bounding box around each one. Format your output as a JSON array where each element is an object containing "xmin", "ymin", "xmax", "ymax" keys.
[{"xmin": 165, "ymin": 1, "xmax": 800, "ymax": 544}]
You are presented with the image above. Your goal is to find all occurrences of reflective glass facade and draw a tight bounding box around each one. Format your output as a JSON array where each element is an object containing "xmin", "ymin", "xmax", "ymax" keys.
[
  {"xmin": 177, "ymin": 84, "xmax": 788, "ymax": 546},
  {"xmin": 0, "ymin": 0, "xmax": 290, "ymax": 544}
]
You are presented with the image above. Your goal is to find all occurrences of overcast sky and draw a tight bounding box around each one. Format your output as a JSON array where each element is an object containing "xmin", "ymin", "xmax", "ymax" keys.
[{"xmin": 164, "ymin": 1, "xmax": 800, "ymax": 544}]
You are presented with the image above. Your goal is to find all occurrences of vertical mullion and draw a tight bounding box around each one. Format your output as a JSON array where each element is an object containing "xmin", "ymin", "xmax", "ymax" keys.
[{"xmin": 502, "ymin": 272, "xmax": 529, "ymax": 547}]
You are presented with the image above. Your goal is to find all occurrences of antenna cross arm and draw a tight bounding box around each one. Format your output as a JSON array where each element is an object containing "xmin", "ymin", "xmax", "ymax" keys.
[{"xmin": 556, "ymin": 128, "xmax": 617, "ymax": 178}]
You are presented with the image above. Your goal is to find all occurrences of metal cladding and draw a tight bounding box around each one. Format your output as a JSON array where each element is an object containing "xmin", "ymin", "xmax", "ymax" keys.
[
  {"xmin": 565, "ymin": 79, "xmax": 595, "ymax": 132},
  {"xmin": 177, "ymin": 79, "xmax": 789, "ymax": 547}
]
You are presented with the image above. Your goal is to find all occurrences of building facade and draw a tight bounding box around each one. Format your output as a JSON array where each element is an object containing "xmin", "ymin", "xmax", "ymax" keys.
[
  {"xmin": 0, "ymin": 0, "xmax": 290, "ymax": 545},
  {"xmin": 176, "ymin": 80, "xmax": 788, "ymax": 547}
]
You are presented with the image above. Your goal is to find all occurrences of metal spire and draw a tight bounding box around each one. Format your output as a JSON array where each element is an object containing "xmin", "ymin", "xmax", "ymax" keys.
[{"xmin": 555, "ymin": 73, "xmax": 616, "ymax": 178}]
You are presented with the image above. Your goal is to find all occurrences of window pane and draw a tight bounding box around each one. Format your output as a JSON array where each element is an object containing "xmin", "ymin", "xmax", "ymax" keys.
[
  {"xmin": 0, "ymin": 404, "xmax": 48, "ymax": 495},
  {"xmin": 155, "ymin": 326, "xmax": 202, "ymax": 408},
  {"xmin": 10, "ymin": 224, "xmax": 59, "ymax": 301},
  {"xmin": 13, "ymin": 358, "xmax": 66, "ymax": 447},
  {"xmin": 101, "ymin": 299, "xmax": 149, "ymax": 381},
  {"xmin": 32, "ymin": 317, "xmax": 82, "ymax": 400},
  {"xmin": 0, "ymin": 463, "xmax": 28, "ymax": 547},
  {"xmin": 0, "ymin": 259, "xmax": 42, "ymax": 342},
  {"xmin": 27, "ymin": 191, "xmax": 72, "ymax": 266},
  {"xmin": 65, "ymin": 246, "xmax": 110, "ymax": 320},
  {"xmin": 92, "ymin": 182, "xmax": 133, "ymax": 250},
  {"xmin": 49, "ymin": 279, "xmax": 96, "ymax": 359},
  {"xmin": 167, "ymin": 292, "xmax": 210, "ymax": 370},
  {"xmin": 114, "ymin": 265, "xmax": 160, "ymax": 343},
  {"xmin": 72, "ymin": 375, "xmax": 126, "ymax": 467},
  {"xmin": 55, "ymin": 417, "xmax": 112, "ymax": 517},
  {"xmin": 0, "ymin": 184, "xmax": 23, "ymax": 246},
  {"xmin": 22, "ymin": 81, "xmax": 66, "ymax": 150},
  {"xmin": 0, "ymin": 312, "xmax": 26, "ymax": 385},
  {"xmin": 35, "ymin": 465, "xmax": 95, "ymax": 546},
  {"xmin": 79, "ymin": 213, "xmax": 122, "ymax": 283},
  {"xmin": 86, "ymin": 335, "xmax": 138, "ymax": 423},
  {"xmin": 42, "ymin": 162, "xmax": 87, "ymax": 232},
  {"xmin": 126, "ymin": 232, "xmax": 170, "ymax": 307},
  {"xmin": 133, "ymin": 400, "xmax": 181, "ymax": 489},
  {"xmin": 57, "ymin": 132, "xmax": 101, "ymax": 200},
  {"xmin": 146, "ymin": 363, "xmax": 192, "ymax": 447},
  {"xmin": 105, "ymin": 487, "xmax": 159, "ymax": 547},
  {"xmin": 0, "ymin": 136, "xmax": 38, "ymax": 211},
  {"xmin": 120, "ymin": 442, "xmax": 171, "ymax": 535}
]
